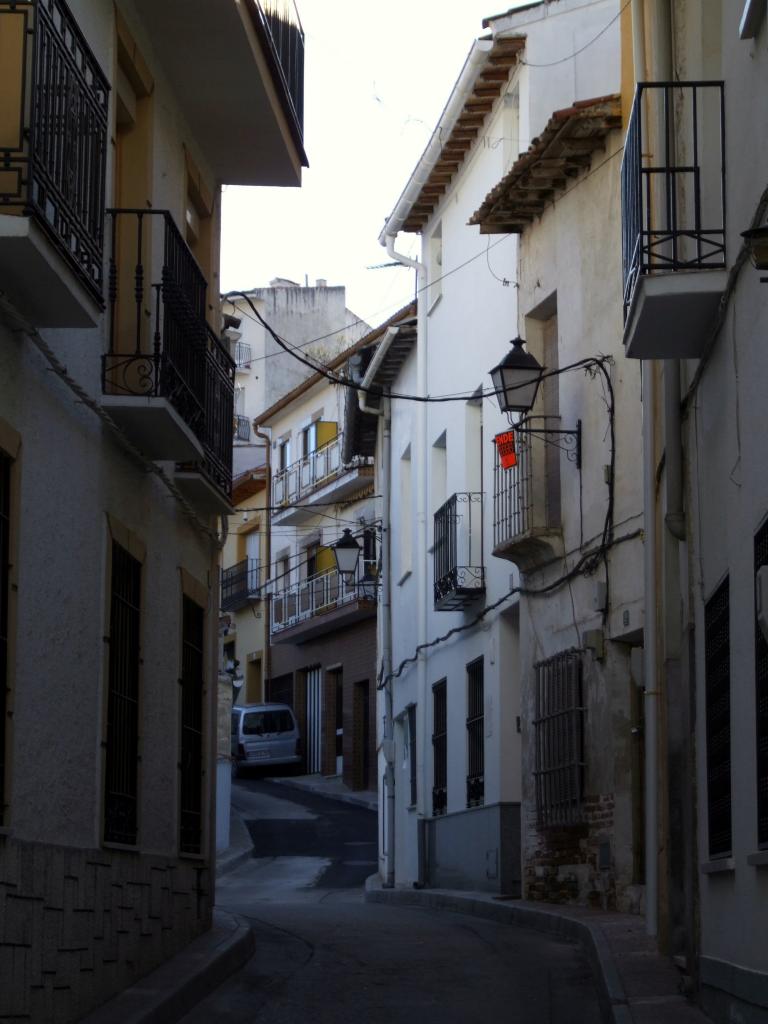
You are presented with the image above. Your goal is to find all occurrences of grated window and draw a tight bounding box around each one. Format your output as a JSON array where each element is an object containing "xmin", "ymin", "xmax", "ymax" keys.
[
  {"xmin": 180, "ymin": 596, "xmax": 205, "ymax": 855},
  {"xmin": 705, "ymin": 576, "xmax": 732, "ymax": 858},
  {"xmin": 103, "ymin": 541, "xmax": 141, "ymax": 845},
  {"xmin": 756, "ymin": 522, "xmax": 768, "ymax": 849},
  {"xmin": 533, "ymin": 649, "xmax": 585, "ymax": 828},
  {"xmin": 466, "ymin": 658, "xmax": 484, "ymax": 807},
  {"xmin": 432, "ymin": 680, "xmax": 447, "ymax": 816},
  {"xmin": 0, "ymin": 455, "xmax": 9, "ymax": 825}
]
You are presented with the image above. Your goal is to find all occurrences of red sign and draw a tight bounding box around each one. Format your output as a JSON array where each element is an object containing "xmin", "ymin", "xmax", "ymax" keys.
[{"xmin": 494, "ymin": 430, "xmax": 517, "ymax": 469}]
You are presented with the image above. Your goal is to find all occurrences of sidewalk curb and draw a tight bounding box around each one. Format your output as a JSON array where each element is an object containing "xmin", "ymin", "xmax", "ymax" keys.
[
  {"xmin": 269, "ymin": 775, "xmax": 378, "ymax": 812},
  {"xmin": 216, "ymin": 805, "xmax": 255, "ymax": 878},
  {"xmin": 79, "ymin": 909, "xmax": 254, "ymax": 1024},
  {"xmin": 364, "ymin": 876, "xmax": 628, "ymax": 1024}
]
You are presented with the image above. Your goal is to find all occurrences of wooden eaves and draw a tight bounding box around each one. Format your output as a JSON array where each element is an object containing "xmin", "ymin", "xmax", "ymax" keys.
[
  {"xmin": 401, "ymin": 35, "xmax": 526, "ymax": 234},
  {"xmin": 468, "ymin": 95, "xmax": 622, "ymax": 234}
]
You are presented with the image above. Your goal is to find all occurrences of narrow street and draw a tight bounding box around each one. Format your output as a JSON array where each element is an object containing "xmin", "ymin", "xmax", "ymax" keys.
[{"xmin": 180, "ymin": 779, "xmax": 603, "ymax": 1023}]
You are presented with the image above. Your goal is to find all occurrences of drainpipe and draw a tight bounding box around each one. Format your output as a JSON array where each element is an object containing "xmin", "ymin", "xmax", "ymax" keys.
[
  {"xmin": 632, "ymin": 0, "xmax": 660, "ymax": 940},
  {"xmin": 382, "ymin": 233, "xmax": 428, "ymax": 885},
  {"xmin": 255, "ymin": 426, "xmax": 272, "ymax": 695},
  {"xmin": 357, "ymin": 331, "xmax": 400, "ymax": 886},
  {"xmin": 381, "ymin": 396, "xmax": 395, "ymax": 887}
]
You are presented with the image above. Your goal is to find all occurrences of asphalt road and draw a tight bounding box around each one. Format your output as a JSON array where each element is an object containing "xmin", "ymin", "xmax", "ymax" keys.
[{"xmin": 179, "ymin": 779, "xmax": 603, "ymax": 1023}]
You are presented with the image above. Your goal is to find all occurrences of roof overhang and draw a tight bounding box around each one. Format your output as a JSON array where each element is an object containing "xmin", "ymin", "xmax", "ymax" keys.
[
  {"xmin": 130, "ymin": 0, "xmax": 307, "ymax": 185},
  {"xmin": 380, "ymin": 36, "xmax": 525, "ymax": 240},
  {"xmin": 343, "ymin": 316, "xmax": 418, "ymax": 462},
  {"xmin": 469, "ymin": 95, "xmax": 622, "ymax": 234}
]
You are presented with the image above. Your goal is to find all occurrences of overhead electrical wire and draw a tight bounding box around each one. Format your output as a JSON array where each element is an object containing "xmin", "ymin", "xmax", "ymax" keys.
[
  {"xmin": 518, "ymin": 0, "xmax": 632, "ymax": 68},
  {"xmin": 226, "ymin": 290, "xmax": 614, "ymax": 410}
]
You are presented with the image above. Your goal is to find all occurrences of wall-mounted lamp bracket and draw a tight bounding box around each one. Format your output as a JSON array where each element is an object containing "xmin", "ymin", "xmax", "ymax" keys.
[{"xmin": 508, "ymin": 417, "xmax": 582, "ymax": 469}]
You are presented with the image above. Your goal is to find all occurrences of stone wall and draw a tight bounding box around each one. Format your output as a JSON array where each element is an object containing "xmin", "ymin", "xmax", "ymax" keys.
[{"xmin": 0, "ymin": 838, "xmax": 210, "ymax": 1023}]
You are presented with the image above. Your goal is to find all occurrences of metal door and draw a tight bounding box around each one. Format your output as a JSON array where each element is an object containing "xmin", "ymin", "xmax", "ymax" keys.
[{"xmin": 305, "ymin": 666, "xmax": 322, "ymax": 774}]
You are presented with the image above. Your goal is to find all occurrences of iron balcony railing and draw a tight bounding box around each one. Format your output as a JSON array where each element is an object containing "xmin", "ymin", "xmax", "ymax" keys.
[
  {"xmin": 0, "ymin": 0, "xmax": 109, "ymax": 303},
  {"xmin": 253, "ymin": 0, "xmax": 305, "ymax": 142},
  {"xmin": 221, "ymin": 558, "xmax": 264, "ymax": 611},
  {"xmin": 102, "ymin": 209, "xmax": 234, "ymax": 496},
  {"xmin": 272, "ymin": 434, "xmax": 371, "ymax": 508},
  {"xmin": 433, "ymin": 493, "xmax": 485, "ymax": 611},
  {"xmin": 493, "ymin": 432, "xmax": 533, "ymax": 547},
  {"xmin": 270, "ymin": 560, "xmax": 377, "ymax": 636},
  {"xmin": 621, "ymin": 81, "xmax": 726, "ymax": 317},
  {"xmin": 235, "ymin": 415, "xmax": 251, "ymax": 442},
  {"xmin": 234, "ymin": 341, "xmax": 252, "ymax": 369}
]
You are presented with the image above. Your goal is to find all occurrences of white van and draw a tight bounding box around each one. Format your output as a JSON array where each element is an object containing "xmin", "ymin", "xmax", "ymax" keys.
[{"xmin": 231, "ymin": 702, "xmax": 302, "ymax": 777}]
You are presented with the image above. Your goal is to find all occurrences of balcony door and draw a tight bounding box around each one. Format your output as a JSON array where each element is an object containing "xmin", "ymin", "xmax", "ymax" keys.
[
  {"xmin": 112, "ymin": 20, "xmax": 154, "ymax": 360},
  {"xmin": 246, "ymin": 530, "xmax": 260, "ymax": 595}
]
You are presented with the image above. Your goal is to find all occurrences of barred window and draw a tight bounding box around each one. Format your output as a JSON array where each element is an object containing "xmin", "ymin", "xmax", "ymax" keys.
[
  {"xmin": 0, "ymin": 455, "xmax": 10, "ymax": 826},
  {"xmin": 432, "ymin": 680, "xmax": 447, "ymax": 816},
  {"xmin": 104, "ymin": 541, "xmax": 142, "ymax": 845},
  {"xmin": 407, "ymin": 704, "xmax": 417, "ymax": 807},
  {"xmin": 757, "ymin": 521, "xmax": 768, "ymax": 849},
  {"xmin": 180, "ymin": 596, "xmax": 205, "ymax": 855},
  {"xmin": 466, "ymin": 658, "xmax": 484, "ymax": 808},
  {"xmin": 705, "ymin": 576, "xmax": 731, "ymax": 858},
  {"xmin": 534, "ymin": 649, "xmax": 585, "ymax": 828}
]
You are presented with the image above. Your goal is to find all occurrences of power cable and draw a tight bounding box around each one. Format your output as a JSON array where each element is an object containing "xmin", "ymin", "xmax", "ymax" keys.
[{"xmin": 518, "ymin": 0, "xmax": 631, "ymax": 68}]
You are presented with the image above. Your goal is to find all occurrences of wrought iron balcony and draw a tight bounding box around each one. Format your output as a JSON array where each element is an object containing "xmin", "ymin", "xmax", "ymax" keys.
[
  {"xmin": 433, "ymin": 493, "xmax": 485, "ymax": 611},
  {"xmin": 270, "ymin": 561, "xmax": 377, "ymax": 642},
  {"xmin": 271, "ymin": 434, "xmax": 374, "ymax": 523},
  {"xmin": 253, "ymin": 1, "xmax": 305, "ymax": 142},
  {"xmin": 221, "ymin": 558, "xmax": 264, "ymax": 611},
  {"xmin": 235, "ymin": 415, "xmax": 251, "ymax": 442},
  {"xmin": 234, "ymin": 342, "xmax": 252, "ymax": 369},
  {"xmin": 492, "ymin": 428, "xmax": 561, "ymax": 571},
  {"xmin": 101, "ymin": 209, "xmax": 234, "ymax": 502},
  {"xmin": 621, "ymin": 81, "xmax": 727, "ymax": 358},
  {"xmin": 0, "ymin": 0, "xmax": 109, "ymax": 324}
]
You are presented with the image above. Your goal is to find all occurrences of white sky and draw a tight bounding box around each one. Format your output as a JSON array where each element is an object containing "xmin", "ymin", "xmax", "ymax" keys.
[{"xmin": 220, "ymin": 1, "xmax": 529, "ymax": 328}]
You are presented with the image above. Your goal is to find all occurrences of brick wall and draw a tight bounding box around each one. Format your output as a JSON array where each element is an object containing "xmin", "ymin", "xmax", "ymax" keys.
[
  {"xmin": 0, "ymin": 837, "xmax": 210, "ymax": 1023},
  {"xmin": 524, "ymin": 793, "xmax": 617, "ymax": 908}
]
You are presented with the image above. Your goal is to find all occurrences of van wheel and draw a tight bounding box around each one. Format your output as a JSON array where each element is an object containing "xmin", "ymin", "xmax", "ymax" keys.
[{"xmin": 231, "ymin": 760, "xmax": 242, "ymax": 780}]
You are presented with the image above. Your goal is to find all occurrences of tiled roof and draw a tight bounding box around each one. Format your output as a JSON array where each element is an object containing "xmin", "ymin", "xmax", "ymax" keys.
[{"xmin": 469, "ymin": 95, "xmax": 622, "ymax": 234}]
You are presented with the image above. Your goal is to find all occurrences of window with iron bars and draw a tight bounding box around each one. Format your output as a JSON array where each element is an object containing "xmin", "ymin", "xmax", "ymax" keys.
[
  {"xmin": 407, "ymin": 704, "xmax": 417, "ymax": 808},
  {"xmin": 533, "ymin": 649, "xmax": 585, "ymax": 828},
  {"xmin": 180, "ymin": 596, "xmax": 205, "ymax": 855},
  {"xmin": 705, "ymin": 576, "xmax": 732, "ymax": 858},
  {"xmin": 0, "ymin": 455, "xmax": 9, "ymax": 826},
  {"xmin": 103, "ymin": 541, "xmax": 141, "ymax": 846},
  {"xmin": 466, "ymin": 658, "xmax": 484, "ymax": 808},
  {"xmin": 432, "ymin": 680, "xmax": 447, "ymax": 816},
  {"xmin": 757, "ymin": 519, "xmax": 768, "ymax": 850}
]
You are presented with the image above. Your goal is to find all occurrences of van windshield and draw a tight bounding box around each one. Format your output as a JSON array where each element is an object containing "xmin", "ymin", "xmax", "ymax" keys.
[{"xmin": 242, "ymin": 710, "xmax": 294, "ymax": 736}]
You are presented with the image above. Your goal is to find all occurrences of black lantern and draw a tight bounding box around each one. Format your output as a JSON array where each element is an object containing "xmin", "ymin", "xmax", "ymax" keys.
[
  {"xmin": 741, "ymin": 226, "xmax": 768, "ymax": 281},
  {"xmin": 333, "ymin": 529, "xmax": 361, "ymax": 577},
  {"xmin": 489, "ymin": 337, "xmax": 544, "ymax": 415}
]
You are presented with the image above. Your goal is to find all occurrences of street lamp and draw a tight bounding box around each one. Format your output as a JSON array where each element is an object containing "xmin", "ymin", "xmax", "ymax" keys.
[
  {"xmin": 489, "ymin": 337, "xmax": 544, "ymax": 415},
  {"xmin": 332, "ymin": 528, "xmax": 361, "ymax": 578},
  {"xmin": 741, "ymin": 225, "xmax": 768, "ymax": 282},
  {"xmin": 488, "ymin": 338, "xmax": 582, "ymax": 468}
]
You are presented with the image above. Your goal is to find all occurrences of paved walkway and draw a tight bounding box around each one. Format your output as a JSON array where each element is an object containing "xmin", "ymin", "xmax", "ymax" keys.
[{"xmin": 85, "ymin": 774, "xmax": 713, "ymax": 1024}]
